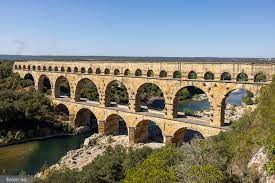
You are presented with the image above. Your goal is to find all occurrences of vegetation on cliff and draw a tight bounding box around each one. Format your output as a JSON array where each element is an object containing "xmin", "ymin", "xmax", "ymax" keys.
[{"xmin": 0, "ymin": 62, "xmax": 72, "ymax": 145}]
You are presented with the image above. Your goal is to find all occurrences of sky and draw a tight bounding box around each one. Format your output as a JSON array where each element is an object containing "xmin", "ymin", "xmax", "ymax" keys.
[{"xmin": 0, "ymin": 0, "xmax": 274, "ymax": 57}]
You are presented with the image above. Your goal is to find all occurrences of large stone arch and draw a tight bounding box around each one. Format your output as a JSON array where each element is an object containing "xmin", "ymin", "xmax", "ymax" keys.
[
  {"xmin": 135, "ymin": 82, "xmax": 166, "ymax": 112},
  {"xmin": 38, "ymin": 74, "xmax": 52, "ymax": 95},
  {"xmin": 54, "ymin": 103, "xmax": 70, "ymax": 122},
  {"xmin": 104, "ymin": 80, "xmax": 129, "ymax": 107},
  {"xmin": 133, "ymin": 120, "xmax": 164, "ymax": 143},
  {"xmin": 74, "ymin": 108, "xmax": 98, "ymax": 133},
  {"xmin": 74, "ymin": 78, "xmax": 99, "ymax": 102},
  {"xmin": 171, "ymin": 127, "xmax": 185, "ymax": 145},
  {"xmin": 54, "ymin": 76, "xmax": 71, "ymax": 98},
  {"xmin": 219, "ymin": 85, "xmax": 258, "ymax": 125},
  {"xmin": 104, "ymin": 114, "xmax": 128, "ymax": 135},
  {"xmin": 24, "ymin": 73, "xmax": 35, "ymax": 85},
  {"xmin": 172, "ymin": 84, "xmax": 210, "ymax": 118}
]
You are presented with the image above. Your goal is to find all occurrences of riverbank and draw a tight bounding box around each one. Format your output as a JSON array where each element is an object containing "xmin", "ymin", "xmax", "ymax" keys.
[
  {"xmin": 36, "ymin": 134, "xmax": 164, "ymax": 179},
  {"xmin": 0, "ymin": 133, "xmax": 73, "ymax": 148}
]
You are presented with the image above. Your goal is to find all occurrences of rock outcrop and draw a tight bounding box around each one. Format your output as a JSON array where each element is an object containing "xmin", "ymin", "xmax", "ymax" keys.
[{"xmin": 247, "ymin": 147, "xmax": 275, "ymax": 183}]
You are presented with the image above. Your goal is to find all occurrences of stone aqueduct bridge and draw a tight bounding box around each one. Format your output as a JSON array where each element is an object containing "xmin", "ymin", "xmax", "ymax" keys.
[{"xmin": 13, "ymin": 60, "xmax": 274, "ymax": 144}]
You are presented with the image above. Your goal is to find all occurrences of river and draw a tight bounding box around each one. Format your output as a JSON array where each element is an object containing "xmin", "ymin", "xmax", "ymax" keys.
[
  {"xmin": 0, "ymin": 133, "xmax": 91, "ymax": 175},
  {"xmin": 0, "ymin": 90, "xmax": 247, "ymax": 175}
]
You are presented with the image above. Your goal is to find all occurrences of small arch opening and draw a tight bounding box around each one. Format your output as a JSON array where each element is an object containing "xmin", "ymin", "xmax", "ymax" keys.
[
  {"xmin": 124, "ymin": 69, "xmax": 130, "ymax": 76},
  {"xmin": 135, "ymin": 69, "xmax": 142, "ymax": 76},
  {"xmin": 204, "ymin": 71, "xmax": 214, "ymax": 80},
  {"xmin": 237, "ymin": 72, "xmax": 248, "ymax": 82},
  {"xmin": 173, "ymin": 71, "xmax": 181, "ymax": 78},
  {"xmin": 147, "ymin": 70, "xmax": 154, "ymax": 77},
  {"xmin": 254, "ymin": 72, "xmax": 267, "ymax": 82},
  {"xmin": 67, "ymin": 67, "xmax": 71, "ymax": 73},
  {"xmin": 159, "ymin": 70, "xmax": 167, "ymax": 78},
  {"xmin": 188, "ymin": 71, "xmax": 197, "ymax": 79},
  {"xmin": 81, "ymin": 67, "xmax": 86, "ymax": 73},
  {"xmin": 221, "ymin": 72, "xmax": 231, "ymax": 80},
  {"xmin": 114, "ymin": 69, "xmax": 120, "ymax": 75},
  {"xmin": 88, "ymin": 68, "xmax": 92, "ymax": 74},
  {"xmin": 96, "ymin": 68, "xmax": 101, "ymax": 74},
  {"xmin": 104, "ymin": 68, "xmax": 110, "ymax": 75}
]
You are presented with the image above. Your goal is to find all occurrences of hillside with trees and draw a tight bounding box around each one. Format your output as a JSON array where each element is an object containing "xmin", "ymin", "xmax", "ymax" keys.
[{"xmin": 0, "ymin": 62, "xmax": 72, "ymax": 145}]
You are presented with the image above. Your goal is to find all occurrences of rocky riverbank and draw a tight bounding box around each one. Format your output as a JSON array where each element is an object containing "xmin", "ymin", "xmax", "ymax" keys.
[
  {"xmin": 194, "ymin": 103, "xmax": 257, "ymax": 123},
  {"xmin": 36, "ymin": 134, "xmax": 164, "ymax": 179}
]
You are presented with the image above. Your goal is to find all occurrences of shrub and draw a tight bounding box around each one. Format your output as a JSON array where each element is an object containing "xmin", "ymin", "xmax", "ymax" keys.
[
  {"xmin": 242, "ymin": 96, "xmax": 253, "ymax": 105},
  {"xmin": 184, "ymin": 108, "xmax": 194, "ymax": 116}
]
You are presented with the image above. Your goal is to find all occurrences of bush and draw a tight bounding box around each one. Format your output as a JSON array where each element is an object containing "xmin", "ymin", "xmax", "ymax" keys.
[
  {"xmin": 185, "ymin": 165, "xmax": 225, "ymax": 183},
  {"xmin": 242, "ymin": 96, "xmax": 253, "ymax": 105},
  {"xmin": 124, "ymin": 147, "xmax": 179, "ymax": 183},
  {"xmin": 183, "ymin": 108, "xmax": 194, "ymax": 116}
]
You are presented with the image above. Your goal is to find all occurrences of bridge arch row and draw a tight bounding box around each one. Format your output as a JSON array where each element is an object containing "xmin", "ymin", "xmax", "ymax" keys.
[
  {"xmin": 18, "ymin": 71, "xmax": 264, "ymax": 127},
  {"xmin": 14, "ymin": 64, "xmax": 271, "ymax": 83},
  {"xmin": 52, "ymin": 100, "xmax": 214, "ymax": 144}
]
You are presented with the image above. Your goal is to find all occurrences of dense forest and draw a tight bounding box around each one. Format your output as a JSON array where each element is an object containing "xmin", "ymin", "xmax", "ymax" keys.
[
  {"xmin": 0, "ymin": 62, "xmax": 72, "ymax": 145},
  {"xmin": 35, "ymin": 76, "xmax": 275, "ymax": 182}
]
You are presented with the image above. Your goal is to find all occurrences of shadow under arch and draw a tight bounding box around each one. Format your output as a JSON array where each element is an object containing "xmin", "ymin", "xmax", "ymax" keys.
[
  {"xmin": 236, "ymin": 72, "xmax": 248, "ymax": 82},
  {"xmin": 104, "ymin": 80, "xmax": 129, "ymax": 107},
  {"xmin": 134, "ymin": 120, "xmax": 163, "ymax": 143},
  {"xmin": 183, "ymin": 129, "xmax": 204, "ymax": 143},
  {"xmin": 105, "ymin": 114, "xmax": 128, "ymax": 135},
  {"xmin": 38, "ymin": 75, "xmax": 52, "ymax": 95},
  {"xmin": 74, "ymin": 108, "xmax": 98, "ymax": 134},
  {"xmin": 74, "ymin": 78, "xmax": 99, "ymax": 102},
  {"xmin": 254, "ymin": 72, "xmax": 267, "ymax": 82},
  {"xmin": 220, "ymin": 72, "xmax": 231, "ymax": 80},
  {"xmin": 135, "ymin": 83, "xmax": 165, "ymax": 112},
  {"xmin": 24, "ymin": 73, "xmax": 35, "ymax": 86},
  {"xmin": 54, "ymin": 76, "xmax": 71, "ymax": 98},
  {"xmin": 54, "ymin": 103, "xmax": 69, "ymax": 122}
]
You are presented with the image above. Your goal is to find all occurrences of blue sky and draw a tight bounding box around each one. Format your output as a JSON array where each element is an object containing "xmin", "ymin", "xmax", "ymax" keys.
[{"xmin": 0, "ymin": 0, "xmax": 274, "ymax": 57}]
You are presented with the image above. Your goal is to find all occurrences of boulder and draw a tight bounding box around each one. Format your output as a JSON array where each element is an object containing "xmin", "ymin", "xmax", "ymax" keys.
[
  {"xmin": 74, "ymin": 126, "xmax": 90, "ymax": 135},
  {"xmin": 83, "ymin": 133, "xmax": 100, "ymax": 147}
]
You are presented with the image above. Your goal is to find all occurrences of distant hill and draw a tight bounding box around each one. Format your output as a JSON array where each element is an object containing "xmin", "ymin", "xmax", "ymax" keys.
[{"xmin": 0, "ymin": 54, "xmax": 274, "ymax": 63}]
